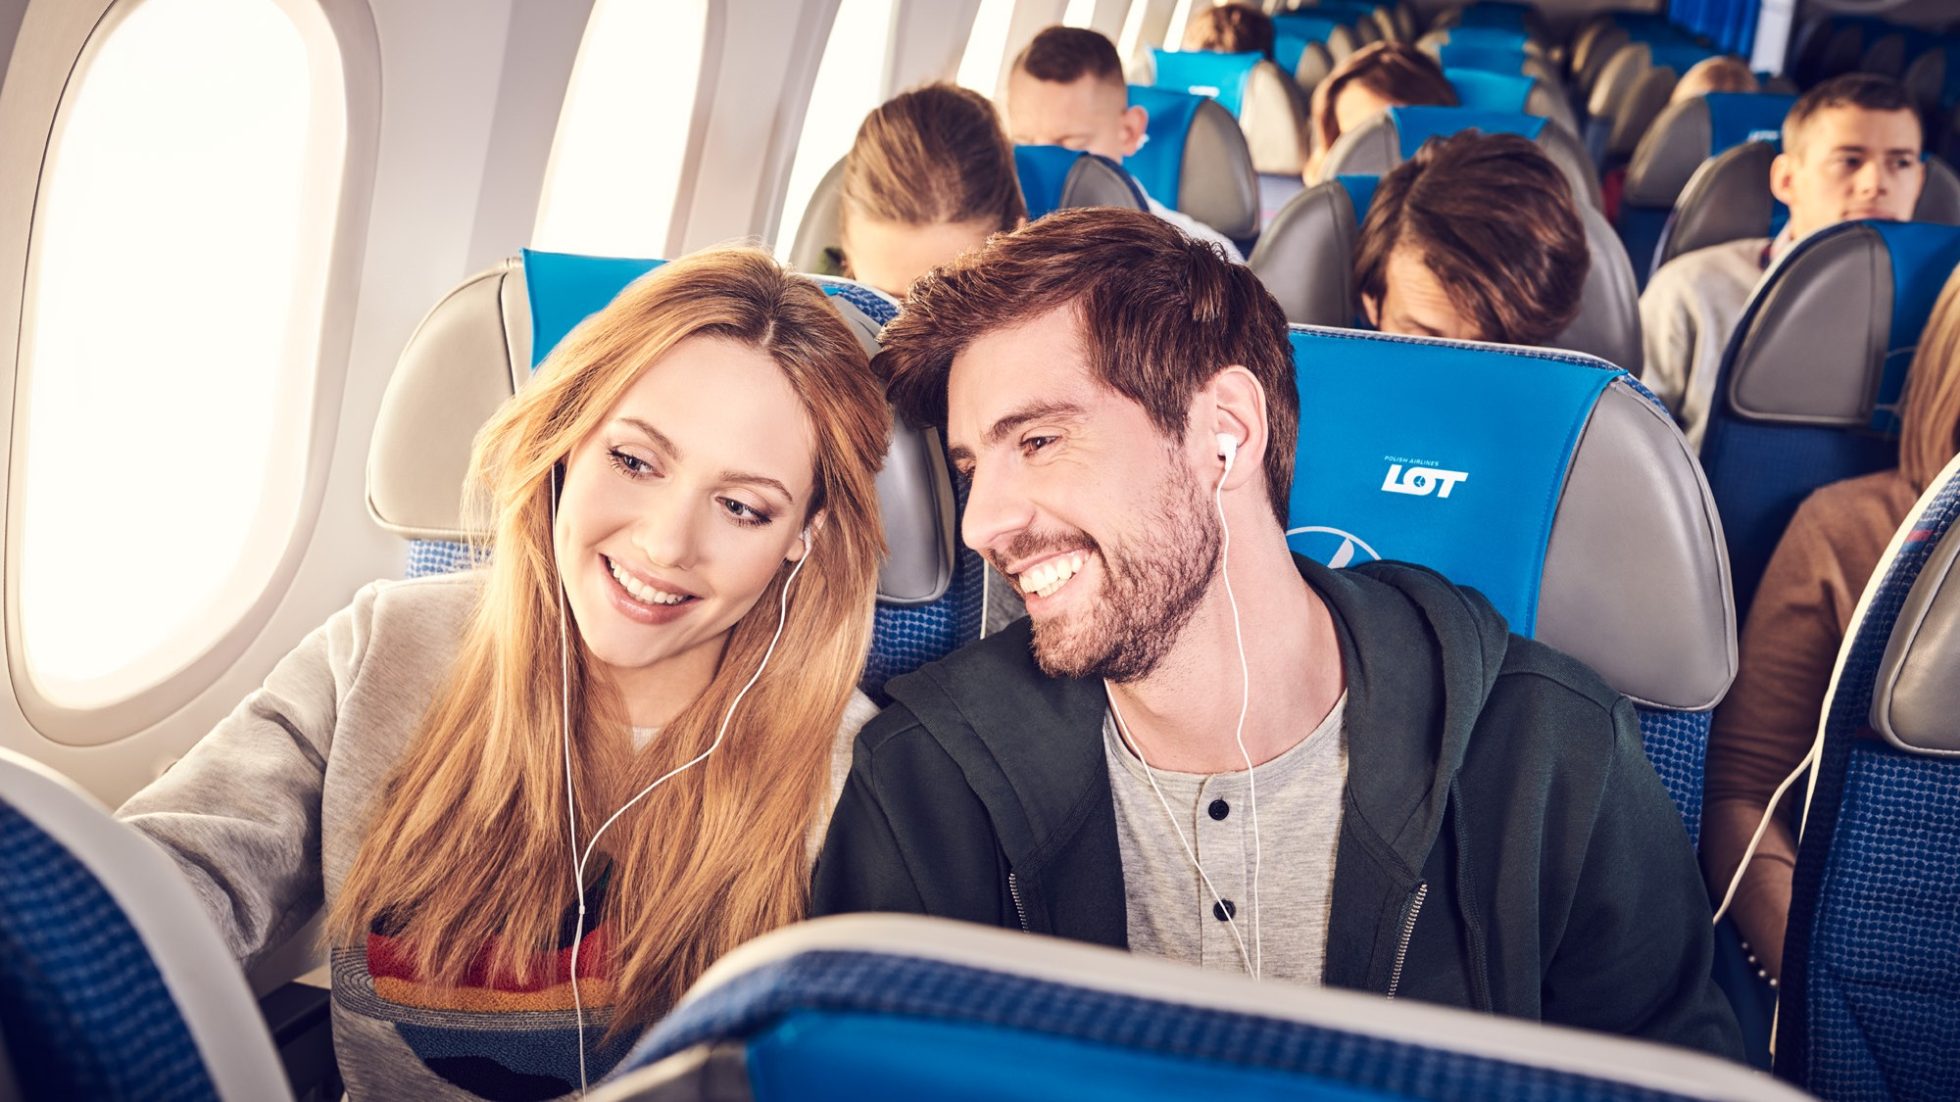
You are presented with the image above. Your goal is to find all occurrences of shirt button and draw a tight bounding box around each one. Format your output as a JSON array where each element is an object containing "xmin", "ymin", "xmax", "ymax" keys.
[
  {"xmin": 1208, "ymin": 799, "xmax": 1230, "ymax": 820},
  {"xmin": 1213, "ymin": 899, "xmax": 1237, "ymax": 922}
]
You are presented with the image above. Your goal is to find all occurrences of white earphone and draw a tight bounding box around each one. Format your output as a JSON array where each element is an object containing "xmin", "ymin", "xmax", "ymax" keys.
[
  {"xmin": 550, "ymin": 466, "xmax": 812, "ymax": 1093},
  {"xmin": 1105, "ymin": 428, "xmax": 1262, "ymax": 979}
]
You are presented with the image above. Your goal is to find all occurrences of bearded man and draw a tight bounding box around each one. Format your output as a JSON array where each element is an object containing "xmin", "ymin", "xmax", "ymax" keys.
[{"xmin": 810, "ymin": 208, "xmax": 1742, "ymax": 1060}]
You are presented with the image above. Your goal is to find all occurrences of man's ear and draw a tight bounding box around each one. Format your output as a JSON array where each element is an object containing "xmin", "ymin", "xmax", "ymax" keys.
[
  {"xmin": 1769, "ymin": 149, "xmax": 1798, "ymax": 209},
  {"xmin": 1120, "ymin": 105, "xmax": 1149, "ymax": 157},
  {"xmin": 1201, "ymin": 366, "xmax": 1269, "ymax": 493},
  {"xmin": 1361, "ymin": 291, "xmax": 1383, "ymax": 330}
]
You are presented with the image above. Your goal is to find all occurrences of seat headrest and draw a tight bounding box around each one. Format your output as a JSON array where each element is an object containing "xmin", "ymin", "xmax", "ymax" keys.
[
  {"xmin": 1150, "ymin": 49, "xmax": 1261, "ymax": 117},
  {"xmin": 1284, "ymin": 327, "xmax": 1734, "ymax": 710},
  {"xmin": 1275, "ymin": 31, "xmax": 1334, "ymax": 92},
  {"xmin": 366, "ymin": 251, "xmax": 958, "ymax": 606},
  {"xmin": 1660, "ymin": 144, "xmax": 1960, "ymax": 270},
  {"xmin": 1249, "ymin": 174, "xmax": 1642, "ymax": 371},
  {"xmin": 1426, "ymin": 26, "xmax": 1535, "ymax": 53},
  {"xmin": 1904, "ymin": 43, "xmax": 1960, "ymax": 114},
  {"xmin": 1437, "ymin": 43, "xmax": 1529, "ymax": 76},
  {"xmin": 1446, "ymin": 68, "xmax": 1533, "ymax": 113},
  {"xmin": 1624, "ymin": 92, "xmax": 1796, "ymax": 209},
  {"xmin": 1126, "ymin": 85, "xmax": 1260, "ymax": 238},
  {"xmin": 1722, "ymin": 221, "xmax": 1960, "ymax": 433},
  {"xmin": 1873, "ymin": 466, "xmax": 1960, "ymax": 757},
  {"xmin": 1322, "ymin": 105, "xmax": 1603, "ymax": 208},
  {"xmin": 1013, "ymin": 146, "xmax": 1146, "ymax": 221}
]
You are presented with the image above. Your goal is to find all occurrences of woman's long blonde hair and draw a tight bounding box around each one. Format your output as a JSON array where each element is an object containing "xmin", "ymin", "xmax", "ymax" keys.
[
  {"xmin": 1900, "ymin": 265, "xmax": 1960, "ymax": 491},
  {"xmin": 328, "ymin": 248, "xmax": 889, "ymax": 1034}
]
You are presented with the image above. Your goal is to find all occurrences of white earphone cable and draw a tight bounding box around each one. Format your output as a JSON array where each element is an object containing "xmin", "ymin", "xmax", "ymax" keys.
[{"xmin": 1711, "ymin": 743, "xmax": 1818, "ymax": 927}]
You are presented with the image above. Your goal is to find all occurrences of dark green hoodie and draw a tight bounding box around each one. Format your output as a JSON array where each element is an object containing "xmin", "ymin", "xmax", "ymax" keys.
[{"xmin": 811, "ymin": 555, "xmax": 1744, "ymax": 1060}]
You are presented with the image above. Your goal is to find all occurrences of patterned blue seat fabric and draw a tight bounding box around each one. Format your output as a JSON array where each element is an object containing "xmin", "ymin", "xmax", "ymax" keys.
[
  {"xmin": 1779, "ymin": 465, "xmax": 1960, "ymax": 1101},
  {"xmin": 1698, "ymin": 221, "xmax": 1960, "ymax": 621},
  {"xmin": 0, "ymin": 804, "xmax": 219, "ymax": 1102},
  {"xmin": 601, "ymin": 917, "xmax": 1794, "ymax": 1102},
  {"xmin": 1281, "ymin": 328, "xmax": 1735, "ymax": 846}
]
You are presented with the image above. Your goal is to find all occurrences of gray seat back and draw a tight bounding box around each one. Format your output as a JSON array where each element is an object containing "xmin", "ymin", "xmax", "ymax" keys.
[
  {"xmin": 1174, "ymin": 97, "xmax": 1263, "ymax": 239},
  {"xmin": 1240, "ymin": 59, "xmax": 1313, "ymax": 175},
  {"xmin": 1248, "ymin": 176, "xmax": 1642, "ymax": 370},
  {"xmin": 1321, "ymin": 107, "xmax": 1604, "ymax": 209},
  {"xmin": 366, "ymin": 257, "xmax": 957, "ymax": 607},
  {"xmin": 1874, "ymin": 484, "xmax": 1960, "ymax": 756},
  {"xmin": 1624, "ymin": 93, "xmax": 1795, "ymax": 210},
  {"xmin": 1657, "ymin": 142, "xmax": 1960, "ymax": 271}
]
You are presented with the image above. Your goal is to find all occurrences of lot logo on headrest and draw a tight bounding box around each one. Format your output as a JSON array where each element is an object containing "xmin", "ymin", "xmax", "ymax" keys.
[
  {"xmin": 1286, "ymin": 526, "xmax": 1381, "ymax": 569},
  {"xmin": 1381, "ymin": 458, "xmax": 1469, "ymax": 499},
  {"xmin": 1747, "ymin": 128, "xmax": 1778, "ymax": 143}
]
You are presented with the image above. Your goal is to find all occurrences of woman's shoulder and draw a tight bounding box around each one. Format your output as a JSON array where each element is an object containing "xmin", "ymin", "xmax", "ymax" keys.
[
  {"xmin": 1795, "ymin": 470, "xmax": 1920, "ymax": 535},
  {"xmin": 326, "ymin": 571, "xmax": 485, "ymax": 679}
]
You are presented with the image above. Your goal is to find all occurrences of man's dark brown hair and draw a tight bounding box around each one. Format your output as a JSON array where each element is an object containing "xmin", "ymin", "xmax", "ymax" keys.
[
  {"xmin": 1312, "ymin": 42, "xmax": 1459, "ymax": 155},
  {"xmin": 878, "ymin": 207, "xmax": 1298, "ymax": 524},
  {"xmin": 1353, "ymin": 131, "xmax": 1589, "ymax": 347},
  {"xmin": 1014, "ymin": 26, "xmax": 1125, "ymax": 87},
  {"xmin": 1782, "ymin": 72, "xmax": 1921, "ymax": 156},
  {"xmin": 1182, "ymin": 3, "xmax": 1277, "ymax": 61}
]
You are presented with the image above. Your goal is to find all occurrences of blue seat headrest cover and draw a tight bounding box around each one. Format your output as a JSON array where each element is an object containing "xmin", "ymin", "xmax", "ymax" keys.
[
  {"xmin": 1649, "ymin": 43, "xmax": 1717, "ymax": 74},
  {"xmin": 1014, "ymin": 145, "xmax": 1086, "ymax": 221},
  {"xmin": 1126, "ymin": 85, "xmax": 1203, "ymax": 211},
  {"xmin": 1871, "ymin": 221, "xmax": 1960, "ymax": 431},
  {"xmin": 1151, "ymin": 49, "xmax": 1262, "ymax": 118},
  {"xmin": 1442, "ymin": 26, "xmax": 1531, "ymax": 51},
  {"xmin": 1387, "ymin": 105, "xmax": 1547, "ymax": 158},
  {"xmin": 1446, "ymin": 69, "xmax": 1535, "ymax": 114},
  {"xmin": 1285, "ymin": 328, "xmax": 1623, "ymax": 634},
  {"xmin": 1439, "ymin": 44, "xmax": 1530, "ymax": 76},
  {"xmin": 524, "ymin": 250, "xmax": 664, "ymax": 364},
  {"xmin": 1703, "ymin": 92, "xmax": 1796, "ymax": 157},
  {"xmin": 1333, "ymin": 174, "xmax": 1381, "ymax": 220}
]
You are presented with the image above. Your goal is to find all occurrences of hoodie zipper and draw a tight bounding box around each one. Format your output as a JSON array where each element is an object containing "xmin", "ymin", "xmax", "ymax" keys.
[
  {"xmin": 1008, "ymin": 871, "xmax": 1030, "ymax": 932},
  {"xmin": 1386, "ymin": 881, "xmax": 1428, "ymax": 1000}
]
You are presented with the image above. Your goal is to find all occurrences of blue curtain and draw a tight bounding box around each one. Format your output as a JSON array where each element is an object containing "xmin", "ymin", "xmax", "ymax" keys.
[{"xmin": 1671, "ymin": 0, "xmax": 1757, "ymax": 55}]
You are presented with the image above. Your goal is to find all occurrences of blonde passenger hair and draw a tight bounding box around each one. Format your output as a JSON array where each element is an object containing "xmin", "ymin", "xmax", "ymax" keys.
[
  {"xmin": 1899, "ymin": 265, "xmax": 1960, "ymax": 491},
  {"xmin": 328, "ymin": 249, "xmax": 889, "ymax": 1037},
  {"xmin": 1669, "ymin": 56, "xmax": 1759, "ymax": 105},
  {"xmin": 839, "ymin": 83, "xmax": 1026, "ymax": 237}
]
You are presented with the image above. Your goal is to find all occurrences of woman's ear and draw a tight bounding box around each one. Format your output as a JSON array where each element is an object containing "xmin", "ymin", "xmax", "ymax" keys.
[{"xmin": 790, "ymin": 510, "xmax": 828, "ymax": 562}]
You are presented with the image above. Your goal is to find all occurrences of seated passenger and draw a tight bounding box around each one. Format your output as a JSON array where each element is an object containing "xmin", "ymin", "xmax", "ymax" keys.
[
  {"xmin": 1004, "ymin": 26, "xmax": 1245, "ymax": 261},
  {"xmin": 1669, "ymin": 56, "xmax": 1760, "ymax": 105},
  {"xmin": 1182, "ymin": 2, "xmax": 1276, "ymax": 59},
  {"xmin": 1304, "ymin": 42, "xmax": 1459, "ymax": 182},
  {"xmin": 1640, "ymin": 74, "xmax": 1926, "ymax": 447},
  {"xmin": 812, "ymin": 207, "xmax": 1743, "ymax": 1058},
  {"xmin": 833, "ymin": 83, "xmax": 1027, "ymax": 299},
  {"xmin": 117, "ymin": 250, "xmax": 891, "ymax": 1098},
  {"xmin": 1355, "ymin": 131, "xmax": 1588, "ymax": 345},
  {"xmin": 1703, "ymin": 265, "xmax": 1960, "ymax": 986}
]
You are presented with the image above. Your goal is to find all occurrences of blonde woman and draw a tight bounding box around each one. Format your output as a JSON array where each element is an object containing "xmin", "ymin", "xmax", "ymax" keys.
[
  {"xmin": 1704, "ymin": 265, "xmax": 1960, "ymax": 985},
  {"xmin": 118, "ymin": 249, "xmax": 890, "ymax": 1100}
]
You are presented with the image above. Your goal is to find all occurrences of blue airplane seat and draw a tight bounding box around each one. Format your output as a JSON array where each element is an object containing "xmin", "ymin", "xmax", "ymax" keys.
[
  {"xmin": 1426, "ymin": 26, "xmax": 1533, "ymax": 53},
  {"xmin": 1698, "ymin": 221, "xmax": 1960, "ymax": 623},
  {"xmin": 1125, "ymin": 85, "xmax": 1260, "ymax": 240},
  {"xmin": 1149, "ymin": 49, "xmax": 1261, "ymax": 118},
  {"xmin": 1319, "ymin": 105, "xmax": 1603, "ymax": 209},
  {"xmin": 1619, "ymin": 92, "xmax": 1796, "ymax": 286},
  {"xmin": 1653, "ymin": 141, "xmax": 1960, "ymax": 276},
  {"xmin": 1249, "ymin": 173, "xmax": 1643, "ymax": 372},
  {"xmin": 1011, "ymin": 145, "xmax": 1145, "ymax": 221},
  {"xmin": 1776, "ymin": 456, "xmax": 1960, "ymax": 1100},
  {"xmin": 592, "ymin": 916, "xmax": 1803, "ymax": 1102},
  {"xmin": 1438, "ymin": 43, "xmax": 1529, "ymax": 76},
  {"xmin": 1272, "ymin": 11, "xmax": 1360, "ymax": 65},
  {"xmin": 1279, "ymin": 327, "xmax": 1733, "ymax": 845},
  {"xmin": 1903, "ymin": 41, "xmax": 1960, "ymax": 115},
  {"xmin": 1586, "ymin": 42, "xmax": 1716, "ymax": 168},
  {"xmin": 1444, "ymin": 67, "xmax": 1532, "ymax": 111},
  {"xmin": 365, "ymin": 251, "xmax": 978, "ymax": 700},
  {"xmin": 0, "ymin": 746, "xmax": 294, "ymax": 1101}
]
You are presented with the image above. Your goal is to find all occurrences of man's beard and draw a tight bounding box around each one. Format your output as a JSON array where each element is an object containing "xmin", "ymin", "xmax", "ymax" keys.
[{"xmin": 996, "ymin": 460, "xmax": 1221, "ymax": 683}]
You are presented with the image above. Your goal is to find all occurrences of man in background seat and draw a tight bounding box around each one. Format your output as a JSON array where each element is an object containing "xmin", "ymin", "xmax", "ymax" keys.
[
  {"xmin": 1640, "ymin": 74, "xmax": 1925, "ymax": 447},
  {"xmin": 811, "ymin": 207, "xmax": 1743, "ymax": 1060},
  {"xmin": 1003, "ymin": 26, "xmax": 1244, "ymax": 261}
]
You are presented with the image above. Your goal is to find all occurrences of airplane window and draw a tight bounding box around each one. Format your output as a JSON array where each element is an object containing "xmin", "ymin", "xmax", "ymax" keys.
[
  {"xmin": 1118, "ymin": 0, "xmax": 1153, "ymax": 65},
  {"xmin": 775, "ymin": 0, "xmax": 899, "ymax": 258},
  {"xmin": 15, "ymin": 0, "xmax": 344, "ymax": 711},
  {"xmin": 957, "ymin": 0, "xmax": 1018, "ymax": 99},
  {"xmin": 1165, "ymin": 0, "xmax": 1202, "ymax": 48},
  {"xmin": 1063, "ymin": 0, "xmax": 1099, "ymax": 30},
  {"xmin": 533, "ymin": 0, "xmax": 710, "ymax": 256}
]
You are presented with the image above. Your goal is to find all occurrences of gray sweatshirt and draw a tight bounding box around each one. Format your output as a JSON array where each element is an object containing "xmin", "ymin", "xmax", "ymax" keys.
[{"xmin": 116, "ymin": 572, "xmax": 875, "ymax": 1100}]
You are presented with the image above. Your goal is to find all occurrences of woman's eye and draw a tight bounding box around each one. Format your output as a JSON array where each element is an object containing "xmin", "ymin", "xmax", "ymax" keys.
[
  {"xmin": 720, "ymin": 497, "xmax": 773, "ymax": 527},
  {"xmin": 608, "ymin": 448, "xmax": 653, "ymax": 476}
]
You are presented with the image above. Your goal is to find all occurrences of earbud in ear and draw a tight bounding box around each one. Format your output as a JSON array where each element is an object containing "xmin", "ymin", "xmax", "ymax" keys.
[
  {"xmin": 800, "ymin": 526, "xmax": 812, "ymax": 550},
  {"xmin": 1216, "ymin": 433, "xmax": 1240, "ymax": 474}
]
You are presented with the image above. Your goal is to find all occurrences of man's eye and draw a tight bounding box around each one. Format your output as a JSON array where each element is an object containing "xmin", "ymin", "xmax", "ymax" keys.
[{"xmin": 1022, "ymin": 435, "xmax": 1058, "ymax": 455}]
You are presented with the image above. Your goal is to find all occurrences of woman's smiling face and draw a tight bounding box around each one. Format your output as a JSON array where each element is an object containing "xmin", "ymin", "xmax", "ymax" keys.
[{"xmin": 553, "ymin": 334, "xmax": 818, "ymax": 688}]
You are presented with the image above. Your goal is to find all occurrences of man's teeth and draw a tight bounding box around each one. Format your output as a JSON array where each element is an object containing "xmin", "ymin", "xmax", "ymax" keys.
[
  {"xmin": 610, "ymin": 559, "xmax": 689, "ymax": 606},
  {"xmin": 1018, "ymin": 552, "xmax": 1088, "ymax": 599}
]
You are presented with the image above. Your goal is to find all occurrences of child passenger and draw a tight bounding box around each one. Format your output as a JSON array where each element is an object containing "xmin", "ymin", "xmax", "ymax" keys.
[{"xmin": 118, "ymin": 249, "xmax": 892, "ymax": 1100}]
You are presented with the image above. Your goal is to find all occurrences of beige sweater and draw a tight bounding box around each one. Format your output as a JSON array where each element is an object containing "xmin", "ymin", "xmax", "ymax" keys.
[
  {"xmin": 117, "ymin": 572, "xmax": 875, "ymax": 1100},
  {"xmin": 1702, "ymin": 469, "xmax": 1920, "ymax": 980},
  {"xmin": 1638, "ymin": 237, "xmax": 1769, "ymax": 449}
]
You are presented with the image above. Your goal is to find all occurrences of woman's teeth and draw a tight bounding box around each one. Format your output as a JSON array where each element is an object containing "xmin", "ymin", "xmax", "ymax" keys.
[
  {"xmin": 1018, "ymin": 552, "xmax": 1087, "ymax": 599},
  {"xmin": 609, "ymin": 558, "xmax": 690, "ymax": 606}
]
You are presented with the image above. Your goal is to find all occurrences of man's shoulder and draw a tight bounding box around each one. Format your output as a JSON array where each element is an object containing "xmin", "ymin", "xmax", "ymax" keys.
[{"xmin": 1651, "ymin": 237, "xmax": 1769, "ymax": 292}]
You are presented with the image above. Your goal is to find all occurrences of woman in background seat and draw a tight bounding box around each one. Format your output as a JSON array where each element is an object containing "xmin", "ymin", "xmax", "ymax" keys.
[
  {"xmin": 118, "ymin": 249, "xmax": 891, "ymax": 1100},
  {"xmin": 1304, "ymin": 42, "xmax": 1458, "ymax": 182},
  {"xmin": 1704, "ymin": 265, "xmax": 1960, "ymax": 986},
  {"xmin": 832, "ymin": 83, "xmax": 1026, "ymax": 300}
]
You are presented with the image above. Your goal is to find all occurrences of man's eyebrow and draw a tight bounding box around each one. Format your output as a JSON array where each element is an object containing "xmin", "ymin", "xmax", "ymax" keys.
[
  {"xmin": 982, "ymin": 401, "xmax": 1088, "ymax": 448},
  {"xmin": 619, "ymin": 417, "xmax": 794, "ymax": 502}
]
